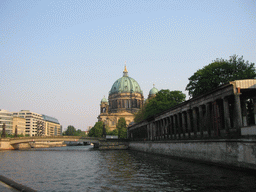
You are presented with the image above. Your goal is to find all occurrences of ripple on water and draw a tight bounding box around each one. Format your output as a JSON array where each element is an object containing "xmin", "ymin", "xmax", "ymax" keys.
[{"xmin": 1, "ymin": 146, "xmax": 256, "ymax": 191}]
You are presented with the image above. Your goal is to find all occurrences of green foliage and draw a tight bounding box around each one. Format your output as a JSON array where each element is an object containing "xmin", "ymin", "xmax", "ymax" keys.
[
  {"xmin": 117, "ymin": 117, "xmax": 127, "ymax": 139},
  {"xmin": 88, "ymin": 121, "xmax": 104, "ymax": 137},
  {"xmin": 63, "ymin": 125, "xmax": 86, "ymax": 136},
  {"xmin": 63, "ymin": 125, "xmax": 77, "ymax": 136},
  {"xmin": 134, "ymin": 102, "xmax": 147, "ymax": 123},
  {"xmin": 0, "ymin": 131, "xmax": 25, "ymax": 138},
  {"xmin": 107, "ymin": 129, "xmax": 118, "ymax": 136},
  {"xmin": 186, "ymin": 55, "xmax": 256, "ymax": 98},
  {"xmin": 134, "ymin": 89, "xmax": 186, "ymax": 122}
]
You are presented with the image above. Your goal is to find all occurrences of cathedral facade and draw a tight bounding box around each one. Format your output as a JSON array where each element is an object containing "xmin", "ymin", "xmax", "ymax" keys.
[{"xmin": 98, "ymin": 66, "xmax": 158, "ymax": 131}]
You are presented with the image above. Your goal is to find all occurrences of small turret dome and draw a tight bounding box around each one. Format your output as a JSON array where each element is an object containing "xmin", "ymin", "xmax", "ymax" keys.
[
  {"xmin": 149, "ymin": 85, "xmax": 158, "ymax": 96},
  {"xmin": 101, "ymin": 96, "xmax": 108, "ymax": 103}
]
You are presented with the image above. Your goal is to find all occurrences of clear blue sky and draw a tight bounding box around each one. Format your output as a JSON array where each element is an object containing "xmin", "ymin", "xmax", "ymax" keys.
[{"xmin": 1, "ymin": 0, "xmax": 255, "ymax": 131}]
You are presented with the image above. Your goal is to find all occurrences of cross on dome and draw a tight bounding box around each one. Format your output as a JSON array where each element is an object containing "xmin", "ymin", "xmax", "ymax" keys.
[{"xmin": 123, "ymin": 62, "xmax": 128, "ymax": 77}]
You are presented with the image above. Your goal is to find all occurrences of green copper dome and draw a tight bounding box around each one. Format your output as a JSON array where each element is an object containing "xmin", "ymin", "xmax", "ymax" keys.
[
  {"xmin": 149, "ymin": 86, "xmax": 158, "ymax": 95},
  {"xmin": 109, "ymin": 66, "xmax": 143, "ymax": 95}
]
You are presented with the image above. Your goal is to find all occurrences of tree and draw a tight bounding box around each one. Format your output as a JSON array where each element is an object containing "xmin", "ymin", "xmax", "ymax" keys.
[
  {"xmin": 107, "ymin": 129, "xmax": 118, "ymax": 136},
  {"xmin": 1, "ymin": 123, "xmax": 6, "ymax": 138},
  {"xmin": 186, "ymin": 55, "xmax": 256, "ymax": 98},
  {"xmin": 88, "ymin": 121, "xmax": 104, "ymax": 137},
  {"xmin": 134, "ymin": 89, "xmax": 186, "ymax": 122},
  {"xmin": 117, "ymin": 117, "xmax": 127, "ymax": 139},
  {"xmin": 63, "ymin": 125, "xmax": 77, "ymax": 136},
  {"xmin": 15, "ymin": 125, "xmax": 18, "ymax": 137}
]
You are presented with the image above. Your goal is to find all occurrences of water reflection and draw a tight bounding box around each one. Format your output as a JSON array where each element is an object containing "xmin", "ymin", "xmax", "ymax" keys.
[{"xmin": 0, "ymin": 146, "xmax": 256, "ymax": 191}]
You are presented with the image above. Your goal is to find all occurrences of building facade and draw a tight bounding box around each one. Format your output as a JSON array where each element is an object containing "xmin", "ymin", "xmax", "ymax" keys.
[
  {"xmin": 42, "ymin": 115, "xmax": 61, "ymax": 136},
  {"xmin": 13, "ymin": 110, "xmax": 44, "ymax": 136},
  {"xmin": 12, "ymin": 117, "xmax": 26, "ymax": 135},
  {"xmin": 0, "ymin": 109, "xmax": 13, "ymax": 134}
]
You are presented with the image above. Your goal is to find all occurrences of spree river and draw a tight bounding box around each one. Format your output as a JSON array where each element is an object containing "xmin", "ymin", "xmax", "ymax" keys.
[{"xmin": 1, "ymin": 145, "xmax": 256, "ymax": 192}]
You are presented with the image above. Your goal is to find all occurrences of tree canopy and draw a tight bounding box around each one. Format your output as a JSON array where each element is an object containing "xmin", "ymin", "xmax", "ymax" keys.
[
  {"xmin": 63, "ymin": 125, "xmax": 86, "ymax": 136},
  {"xmin": 186, "ymin": 55, "xmax": 256, "ymax": 98},
  {"xmin": 116, "ymin": 117, "xmax": 127, "ymax": 139},
  {"xmin": 134, "ymin": 89, "xmax": 186, "ymax": 122},
  {"xmin": 88, "ymin": 121, "xmax": 104, "ymax": 137},
  {"xmin": 88, "ymin": 121, "xmax": 119, "ymax": 137}
]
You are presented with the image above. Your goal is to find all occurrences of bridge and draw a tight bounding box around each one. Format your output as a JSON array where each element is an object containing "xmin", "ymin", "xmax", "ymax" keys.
[
  {"xmin": 0, "ymin": 136, "xmax": 128, "ymax": 150},
  {"xmin": 0, "ymin": 136, "xmax": 99, "ymax": 150}
]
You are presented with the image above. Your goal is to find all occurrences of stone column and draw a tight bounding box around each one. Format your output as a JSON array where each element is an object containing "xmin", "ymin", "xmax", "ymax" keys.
[
  {"xmin": 161, "ymin": 119, "xmax": 164, "ymax": 139},
  {"xmin": 147, "ymin": 124, "xmax": 149, "ymax": 140},
  {"xmin": 192, "ymin": 108, "xmax": 198, "ymax": 137},
  {"xmin": 233, "ymin": 93, "xmax": 243, "ymax": 129},
  {"xmin": 157, "ymin": 121, "xmax": 160, "ymax": 140},
  {"xmin": 186, "ymin": 110, "xmax": 192, "ymax": 138},
  {"xmin": 241, "ymin": 99, "xmax": 248, "ymax": 127},
  {"xmin": 253, "ymin": 98, "xmax": 256, "ymax": 125},
  {"xmin": 167, "ymin": 118, "xmax": 170, "ymax": 138},
  {"xmin": 198, "ymin": 105, "xmax": 204, "ymax": 137},
  {"xmin": 173, "ymin": 115, "xmax": 177, "ymax": 139},
  {"xmin": 162, "ymin": 119, "xmax": 166, "ymax": 139},
  {"xmin": 169, "ymin": 116, "xmax": 173, "ymax": 139},
  {"xmin": 223, "ymin": 97, "xmax": 231, "ymax": 134},
  {"xmin": 177, "ymin": 113, "xmax": 182, "ymax": 138},
  {"xmin": 182, "ymin": 112, "xmax": 186, "ymax": 137},
  {"xmin": 205, "ymin": 103, "xmax": 212, "ymax": 137},
  {"xmin": 153, "ymin": 122, "xmax": 156, "ymax": 140}
]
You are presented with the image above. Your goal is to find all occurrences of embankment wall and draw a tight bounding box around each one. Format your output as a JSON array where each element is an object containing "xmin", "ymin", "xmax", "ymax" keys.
[{"xmin": 129, "ymin": 139, "xmax": 256, "ymax": 170}]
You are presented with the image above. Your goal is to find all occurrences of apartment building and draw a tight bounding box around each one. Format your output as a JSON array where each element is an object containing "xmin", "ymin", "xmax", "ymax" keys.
[
  {"xmin": 42, "ymin": 115, "xmax": 62, "ymax": 136},
  {"xmin": 0, "ymin": 109, "xmax": 13, "ymax": 134},
  {"xmin": 12, "ymin": 117, "xmax": 26, "ymax": 135},
  {"xmin": 13, "ymin": 110, "xmax": 44, "ymax": 136}
]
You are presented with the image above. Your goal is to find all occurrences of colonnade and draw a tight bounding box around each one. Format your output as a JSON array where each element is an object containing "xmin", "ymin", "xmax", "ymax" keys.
[{"xmin": 128, "ymin": 80, "xmax": 256, "ymax": 141}]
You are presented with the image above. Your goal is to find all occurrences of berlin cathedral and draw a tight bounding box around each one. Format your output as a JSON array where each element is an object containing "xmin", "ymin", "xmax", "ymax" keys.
[{"xmin": 98, "ymin": 66, "xmax": 159, "ymax": 130}]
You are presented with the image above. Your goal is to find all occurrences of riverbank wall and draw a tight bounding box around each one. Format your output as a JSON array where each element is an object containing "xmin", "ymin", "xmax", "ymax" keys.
[
  {"xmin": 128, "ymin": 139, "xmax": 256, "ymax": 170},
  {"xmin": 94, "ymin": 140, "xmax": 129, "ymax": 149}
]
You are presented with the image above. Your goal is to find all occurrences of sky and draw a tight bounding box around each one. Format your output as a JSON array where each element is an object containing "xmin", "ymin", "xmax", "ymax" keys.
[{"xmin": 1, "ymin": 0, "xmax": 255, "ymax": 131}]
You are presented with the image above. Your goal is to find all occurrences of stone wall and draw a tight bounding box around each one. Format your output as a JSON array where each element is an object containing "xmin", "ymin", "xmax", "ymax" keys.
[
  {"xmin": 94, "ymin": 140, "xmax": 129, "ymax": 149},
  {"xmin": 129, "ymin": 139, "xmax": 256, "ymax": 170}
]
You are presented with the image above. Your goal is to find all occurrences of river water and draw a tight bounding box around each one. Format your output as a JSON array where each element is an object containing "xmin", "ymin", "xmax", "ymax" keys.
[{"xmin": 1, "ymin": 145, "xmax": 256, "ymax": 192}]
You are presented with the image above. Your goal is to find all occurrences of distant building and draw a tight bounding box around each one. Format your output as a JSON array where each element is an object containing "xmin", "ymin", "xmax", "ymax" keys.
[
  {"xmin": 148, "ymin": 84, "xmax": 158, "ymax": 99},
  {"xmin": 13, "ymin": 110, "xmax": 44, "ymax": 136},
  {"xmin": 98, "ymin": 66, "xmax": 145, "ymax": 131},
  {"xmin": 12, "ymin": 117, "xmax": 26, "ymax": 135},
  {"xmin": 84, "ymin": 131, "xmax": 89, "ymax": 135},
  {"xmin": 87, "ymin": 126, "xmax": 92, "ymax": 131},
  {"xmin": 42, "ymin": 115, "xmax": 61, "ymax": 136},
  {"xmin": 0, "ymin": 109, "xmax": 13, "ymax": 134}
]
